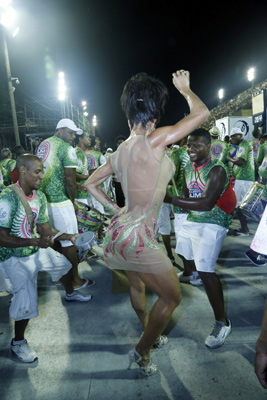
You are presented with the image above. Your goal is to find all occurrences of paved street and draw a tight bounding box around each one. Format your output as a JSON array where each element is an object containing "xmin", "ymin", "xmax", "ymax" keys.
[{"xmin": 1, "ymin": 218, "xmax": 267, "ymax": 400}]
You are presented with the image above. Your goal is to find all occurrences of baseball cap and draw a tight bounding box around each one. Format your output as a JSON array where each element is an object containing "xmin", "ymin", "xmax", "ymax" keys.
[
  {"xmin": 230, "ymin": 127, "xmax": 244, "ymax": 136},
  {"xmin": 209, "ymin": 126, "xmax": 220, "ymax": 137},
  {"xmin": 56, "ymin": 118, "xmax": 83, "ymax": 135}
]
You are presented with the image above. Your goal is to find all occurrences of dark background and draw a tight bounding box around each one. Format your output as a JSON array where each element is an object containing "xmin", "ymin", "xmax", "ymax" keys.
[{"xmin": 1, "ymin": 0, "xmax": 267, "ymax": 148}]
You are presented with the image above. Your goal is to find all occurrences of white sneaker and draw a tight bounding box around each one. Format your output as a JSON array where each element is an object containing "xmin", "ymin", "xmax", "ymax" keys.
[
  {"xmin": 65, "ymin": 291, "xmax": 92, "ymax": 302},
  {"xmin": 177, "ymin": 271, "xmax": 193, "ymax": 283},
  {"xmin": 205, "ymin": 319, "xmax": 232, "ymax": 348},
  {"xmin": 11, "ymin": 339, "xmax": 38, "ymax": 363},
  {"xmin": 190, "ymin": 276, "xmax": 203, "ymax": 286}
]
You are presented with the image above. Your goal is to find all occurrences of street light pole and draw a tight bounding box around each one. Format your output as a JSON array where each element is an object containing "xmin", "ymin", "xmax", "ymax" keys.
[{"xmin": 2, "ymin": 28, "xmax": 20, "ymax": 145}]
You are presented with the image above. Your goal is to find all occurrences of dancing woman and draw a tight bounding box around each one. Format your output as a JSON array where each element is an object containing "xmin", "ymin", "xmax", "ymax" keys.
[{"xmin": 85, "ymin": 69, "xmax": 209, "ymax": 375}]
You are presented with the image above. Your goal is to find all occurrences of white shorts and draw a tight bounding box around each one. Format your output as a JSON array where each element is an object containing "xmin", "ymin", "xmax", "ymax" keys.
[
  {"xmin": 47, "ymin": 200, "xmax": 78, "ymax": 247},
  {"xmin": 157, "ymin": 203, "xmax": 174, "ymax": 235},
  {"xmin": 0, "ymin": 248, "xmax": 72, "ymax": 321},
  {"xmin": 234, "ymin": 180, "xmax": 254, "ymax": 206},
  {"xmin": 174, "ymin": 213, "xmax": 188, "ymax": 243},
  {"xmin": 176, "ymin": 221, "xmax": 228, "ymax": 273}
]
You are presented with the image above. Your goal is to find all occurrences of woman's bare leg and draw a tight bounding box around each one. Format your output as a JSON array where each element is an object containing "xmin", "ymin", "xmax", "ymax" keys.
[
  {"xmin": 126, "ymin": 267, "xmax": 182, "ymax": 361},
  {"xmin": 125, "ymin": 271, "xmax": 149, "ymax": 331}
]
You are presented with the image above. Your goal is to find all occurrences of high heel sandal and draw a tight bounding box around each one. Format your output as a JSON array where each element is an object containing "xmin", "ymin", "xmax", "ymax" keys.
[
  {"xmin": 153, "ymin": 335, "xmax": 169, "ymax": 349},
  {"xmin": 128, "ymin": 348, "xmax": 158, "ymax": 376},
  {"xmin": 140, "ymin": 332, "xmax": 169, "ymax": 349}
]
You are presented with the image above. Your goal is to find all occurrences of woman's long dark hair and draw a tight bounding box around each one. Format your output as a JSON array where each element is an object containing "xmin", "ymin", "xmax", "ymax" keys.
[{"xmin": 120, "ymin": 72, "xmax": 169, "ymax": 129}]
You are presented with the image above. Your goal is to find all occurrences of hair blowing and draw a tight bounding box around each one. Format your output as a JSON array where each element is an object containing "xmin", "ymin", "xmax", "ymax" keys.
[{"xmin": 120, "ymin": 72, "xmax": 169, "ymax": 129}]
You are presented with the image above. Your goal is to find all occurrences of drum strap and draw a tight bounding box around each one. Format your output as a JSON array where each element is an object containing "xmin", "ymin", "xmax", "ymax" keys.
[{"xmin": 9, "ymin": 184, "xmax": 36, "ymax": 234}]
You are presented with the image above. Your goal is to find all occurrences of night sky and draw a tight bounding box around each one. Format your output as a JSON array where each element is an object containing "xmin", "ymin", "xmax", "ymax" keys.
[{"xmin": 2, "ymin": 0, "xmax": 267, "ymax": 147}]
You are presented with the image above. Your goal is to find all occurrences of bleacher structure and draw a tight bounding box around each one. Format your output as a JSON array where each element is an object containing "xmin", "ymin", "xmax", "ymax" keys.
[{"xmin": 0, "ymin": 92, "xmax": 92, "ymax": 152}]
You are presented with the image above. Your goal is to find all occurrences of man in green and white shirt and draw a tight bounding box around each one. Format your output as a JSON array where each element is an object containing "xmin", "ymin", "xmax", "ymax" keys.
[
  {"xmin": 0, "ymin": 154, "xmax": 91, "ymax": 363},
  {"xmin": 85, "ymin": 135, "xmax": 106, "ymax": 244},
  {"xmin": 166, "ymin": 128, "xmax": 236, "ymax": 349},
  {"xmin": 37, "ymin": 118, "xmax": 95, "ymax": 290},
  {"xmin": 226, "ymin": 127, "xmax": 255, "ymax": 236},
  {"xmin": 209, "ymin": 126, "xmax": 228, "ymax": 165},
  {"xmin": 75, "ymin": 131, "xmax": 91, "ymax": 204},
  {"xmin": 75, "ymin": 131, "xmax": 101, "ymax": 260}
]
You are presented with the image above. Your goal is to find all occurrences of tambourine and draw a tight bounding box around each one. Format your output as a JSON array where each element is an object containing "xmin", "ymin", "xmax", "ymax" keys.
[{"xmin": 74, "ymin": 231, "xmax": 95, "ymax": 262}]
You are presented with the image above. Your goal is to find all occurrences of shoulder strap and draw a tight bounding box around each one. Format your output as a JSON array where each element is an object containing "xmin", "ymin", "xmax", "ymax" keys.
[{"xmin": 9, "ymin": 184, "xmax": 34, "ymax": 231}]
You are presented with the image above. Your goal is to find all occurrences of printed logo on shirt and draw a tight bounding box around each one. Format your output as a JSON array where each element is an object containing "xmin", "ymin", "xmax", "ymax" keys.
[
  {"xmin": 0, "ymin": 207, "xmax": 7, "ymax": 218},
  {"xmin": 21, "ymin": 208, "xmax": 38, "ymax": 238},
  {"xmin": 188, "ymin": 181, "xmax": 203, "ymax": 198},
  {"xmin": 86, "ymin": 154, "xmax": 96, "ymax": 169},
  {"xmin": 211, "ymin": 144, "xmax": 224, "ymax": 157},
  {"xmin": 36, "ymin": 141, "xmax": 51, "ymax": 163}
]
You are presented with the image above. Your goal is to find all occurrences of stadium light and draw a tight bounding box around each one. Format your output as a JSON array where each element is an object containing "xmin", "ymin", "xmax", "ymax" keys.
[
  {"xmin": 247, "ymin": 68, "xmax": 255, "ymax": 83},
  {"xmin": 58, "ymin": 72, "xmax": 66, "ymax": 101},
  {"xmin": 218, "ymin": 89, "xmax": 224, "ymax": 100}
]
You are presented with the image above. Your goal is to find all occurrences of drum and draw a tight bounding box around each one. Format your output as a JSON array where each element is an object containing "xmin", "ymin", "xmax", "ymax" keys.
[
  {"xmin": 250, "ymin": 204, "xmax": 267, "ymax": 255},
  {"xmin": 75, "ymin": 201, "xmax": 104, "ymax": 233},
  {"xmin": 239, "ymin": 182, "xmax": 265, "ymax": 222},
  {"xmin": 74, "ymin": 231, "xmax": 95, "ymax": 263}
]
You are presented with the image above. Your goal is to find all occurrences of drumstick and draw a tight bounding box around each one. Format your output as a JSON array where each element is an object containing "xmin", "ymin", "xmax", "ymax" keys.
[{"xmin": 51, "ymin": 230, "xmax": 65, "ymax": 241}]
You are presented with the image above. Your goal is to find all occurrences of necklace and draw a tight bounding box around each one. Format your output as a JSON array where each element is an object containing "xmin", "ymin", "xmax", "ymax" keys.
[{"xmin": 193, "ymin": 157, "xmax": 211, "ymax": 192}]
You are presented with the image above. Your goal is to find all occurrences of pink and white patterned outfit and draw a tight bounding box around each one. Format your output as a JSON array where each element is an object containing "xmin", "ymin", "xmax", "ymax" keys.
[{"xmin": 103, "ymin": 135, "xmax": 175, "ymax": 274}]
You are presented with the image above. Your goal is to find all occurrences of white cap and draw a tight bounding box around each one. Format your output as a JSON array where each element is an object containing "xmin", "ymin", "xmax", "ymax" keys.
[
  {"xmin": 106, "ymin": 148, "xmax": 113, "ymax": 152},
  {"xmin": 56, "ymin": 118, "xmax": 83, "ymax": 135},
  {"xmin": 209, "ymin": 126, "xmax": 220, "ymax": 137},
  {"xmin": 230, "ymin": 127, "xmax": 244, "ymax": 136}
]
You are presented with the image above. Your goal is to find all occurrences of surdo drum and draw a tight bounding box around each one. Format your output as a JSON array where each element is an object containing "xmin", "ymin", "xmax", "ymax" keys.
[
  {"xmin": 75, "ymin": 201, "xmax": 104, "ymax": 233},
  {"xmin": 239, "ymin": 182, "xmax": 265, "ymax": 222}
]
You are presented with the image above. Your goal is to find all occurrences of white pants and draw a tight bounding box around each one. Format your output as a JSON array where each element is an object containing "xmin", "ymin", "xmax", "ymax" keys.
[{"xmin": 0, "ymin": 248, "xmax": 72, "ymax": 320}]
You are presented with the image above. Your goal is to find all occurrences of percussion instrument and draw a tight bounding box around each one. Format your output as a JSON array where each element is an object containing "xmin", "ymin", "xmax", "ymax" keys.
[
  {"xmin": 75, "ymin": 201, "xmax": 104, "ymax": 233},
  {"xmin": 250, "ymin": 204, "xmax": 267, "ymax": 255},
  {"xmin": 239, "ymin": 182, "xmax": 265, "ymax": 222},
  {"xmin": 74, "ymin": 231, "xmax": 95, "ymax": 263}
]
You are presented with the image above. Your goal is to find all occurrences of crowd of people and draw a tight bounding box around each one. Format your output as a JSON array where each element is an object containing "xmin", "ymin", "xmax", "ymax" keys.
[{"xmin": 0, "ymin": 69, "xmax": 267, "ymax": 388}]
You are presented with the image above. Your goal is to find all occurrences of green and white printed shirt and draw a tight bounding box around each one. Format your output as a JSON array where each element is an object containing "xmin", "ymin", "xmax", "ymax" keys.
[
  {"xmin": 75, "ymin": 146, "xmax": 89, "ymax": 199},
  {"xmin": 36, "ymin": 136, "xmax": 77, "ymax": 203},
  {"xmin": 184, "ymin": 157, "xmax": 231, "ymax": 228},
  {"xmin": 0, "ymin": 186, "xmax": 49, "ymax": 261},
  {"xmin": 233, "ymin": 140, "xmax": 255, "ymax": 182}
]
